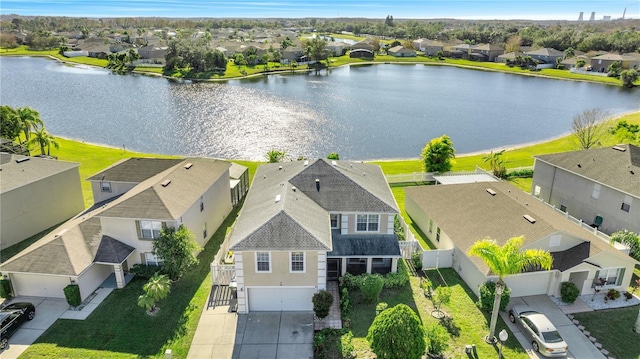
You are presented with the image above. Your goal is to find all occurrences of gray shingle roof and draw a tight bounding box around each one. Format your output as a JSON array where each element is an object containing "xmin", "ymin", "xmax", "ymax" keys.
[
  {"xmin": 550, "ymin": 241, "xmax": 590, "ymax": 272},
  {"xmin": 94, "ymin": 236, "xmax": 135, "ymax": 264},
  {"xmin": 328, "ymin": 231, "xmax": 400, "ymax": 257},
  {"xmin": 99, "ymin": 158, "xmax": 231, "ymax": 220},
  {"xmin": 229, "ymin": 159, "xmax": 398, "ymax": 251},
  {"xmin": 405, "ymin": 182, "xmax": 633, "ymax": 275},
  {"xmin": 87, "ymin": 158, "xmax": 183, "ymax": 182},
  {"xmin": 535, "ymin": 144, "xmax": 640, "ymax": 197},
  {"xmin": 0, "ymin": 153, "xmax": 79, "ymax": 193}
]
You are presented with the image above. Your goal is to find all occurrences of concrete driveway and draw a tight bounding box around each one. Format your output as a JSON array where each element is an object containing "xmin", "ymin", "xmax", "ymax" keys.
[
  {"xmin": 188, "ymin": 307, "xmax": 314, "ymax": 359},
  {"xmin": 1, "ymin": 297, "xmax": 69, "ymax": 359},
  {"xmin": 503, "ymin": 295, "xmax": 605, "ymax": 359}
]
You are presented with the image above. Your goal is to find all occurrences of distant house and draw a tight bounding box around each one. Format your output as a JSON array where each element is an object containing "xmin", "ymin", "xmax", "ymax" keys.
[
  {"xmin": 405, "ymin": 182, "xmax": 638, "ymax": 298},
  {"xmin": 448, "ymin": 43, "xmax": 473, "ymax": 59},
  {"xmin": 496, "ymin": 51, "xmax": 526, "ymax": 63},
  {"xmin": 1, "ymin": 158, "xmax": 238, "ymax": 300},
  {"xmin": 414, "ymin": 39, "xmax": 443, "ymax": 56},
  {"xmin": 326, "ymin": 41, "xmax": 349, "ymax": 57},
  {"xmin": 387, "ymin": 45, "xmax": 416, "ymax": 57},
  {"xmin": 560, "ymin": 55, "xmax": 590, "ymax": 69},
  {"xmin": 470, "ymin": 43, "xmax": 505, "ymax": 62},
  {"xmin": 227, "ymin": 159, "xmax": 401, "ymax": 312},
  {"xmin": 0, "ymin": 153, "xmax": 84, "ymax": 250},
  {"xmin": 590, "ymin": 53, "xmax": 639, "ymax": 72},
  {"xmin": 532, "ymin": 145, "xmax": 640, "ymax": 235},
  {"xmin": 525, "ymin": 48, "xmax": 564, "ymax": 66},
  {"xmin": 138, "ymin": 45, "xmax": 168, "ymax": 60},
  {"xmin": 281, "ymin": 46, "xmax": 305, "ymax": 62},
  {"xmin": 350, "ymin": 40, "xmax": 375, "ymax": 52},
  {"xmin": 349, "ymin": 49, "xmax": 374, "ymax": 59}
]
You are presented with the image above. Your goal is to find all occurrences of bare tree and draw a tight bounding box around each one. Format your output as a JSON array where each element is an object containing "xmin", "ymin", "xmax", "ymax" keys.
[{"xmin": 572, "ymin": 108, "xmax": 610, "ymax": 149}]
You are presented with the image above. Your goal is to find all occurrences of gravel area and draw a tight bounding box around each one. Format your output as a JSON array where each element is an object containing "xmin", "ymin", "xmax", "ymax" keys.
[{"xmin": 551, "ymin": 292, "xmax": 640, "ymax": 310}]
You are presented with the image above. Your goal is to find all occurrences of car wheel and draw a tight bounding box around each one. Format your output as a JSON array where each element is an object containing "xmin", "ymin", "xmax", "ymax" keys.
[
  {"xmin": 27, "ymin": 310, "xmax": 35, "ymax": 320},
  {"xmin": 509, "ymin": 313, "xmax": 515, "ymax": 323},
  {"xmin": 0, "ymin": 337, "xmax": 8, "ymax": 350},
  {"xmin": 532, "ymin": 341, "xmax": 539, "ymax": 352}
]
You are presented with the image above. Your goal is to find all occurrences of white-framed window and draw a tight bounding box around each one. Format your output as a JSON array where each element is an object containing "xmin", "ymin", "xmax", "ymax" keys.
[
  {"xmin": 593, "ymin": 267, "xmax": 625, "ymax": 287},
  {"xmin": 592, "ymin": 184, "xmax": 601, "ymax": 199},
  {"xmin": 436, "ymin": 227, "xmax": 441, "ymax": 242},
  {"xmin": 256, "ymin": 252, "xmax": 271, "ymax": 273},
  {"xmin": 428, "ymin": 219, "xmax": 433, "ymax": 233},
  {"xmin": 330, "ymin": 214, "xmax": 341, "ymax": 229},
  {"xmin": 290, "ymin": 251, "xmax": 305, "ymax": 272},
  {"xmin": 621, "ymin": 195, "xmax": 632, "ymax": 213},
  {"xmin": 200, "ymin": 196, "xmax": 204, "ymax": 212},
  {"xmin": 534, "ymin": 185, "xmax": 541, "ymax": 197},
  {"xmin": 139, "ymin": 220, "xmax": 162, "ymax": 239},
  {"xmin": 356, "ymin": 214, "xmax": 379, "ymax": 232},
  {"xmin": 100, "ymin": 181, "xmax": 111, "ymax": 193},
  {"xmin": 145, "ymin": 252, "xmax": 163, "ymax": 266}
]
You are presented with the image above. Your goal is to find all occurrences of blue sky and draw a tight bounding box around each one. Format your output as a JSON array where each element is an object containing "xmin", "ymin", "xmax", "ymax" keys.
[{"xmin": 1, "ymin": 0, "xmax": 637, "ymax": 20}]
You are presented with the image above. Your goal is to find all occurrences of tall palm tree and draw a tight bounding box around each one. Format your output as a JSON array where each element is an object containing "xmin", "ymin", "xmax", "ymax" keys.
[
  {"xmin": 17, "ymin": 107, "xmax": 43, "ymax": 143},
  {"xmin": 141, "ymin": 274, "xmax": 171, "ymax": 312},
  {"xmin": 27, "ymin": 127, "xmax": 59, "ymax": 156},
  {"xmin": 468, "ymin": 236, "xmax": 553, "ymax": 343}
]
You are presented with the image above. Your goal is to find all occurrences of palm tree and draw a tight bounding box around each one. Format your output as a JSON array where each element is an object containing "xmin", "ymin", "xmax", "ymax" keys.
[
  {"xmin": 141, "ymin": 274, "xmax": 171, "ymax": 313},
  {"xmin": 17, "ymin": 107, "xmax": 43, "ymax": 143},
  {"xmin": 468, "ymin": 236, "xmax": 553, "ymax": 343},
  {"xmin": 482, "ymin": 150, "xmax": 507, "ymax": 178},
  {"xmin": 27, "ymin": 127, "xmax": 59, "ymax": 156}
]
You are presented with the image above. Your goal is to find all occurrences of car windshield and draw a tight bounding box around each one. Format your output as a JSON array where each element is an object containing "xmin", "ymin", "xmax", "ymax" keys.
[{"xmin": 541, "ymin": 330, "xmax": 563, "ymax": 343}]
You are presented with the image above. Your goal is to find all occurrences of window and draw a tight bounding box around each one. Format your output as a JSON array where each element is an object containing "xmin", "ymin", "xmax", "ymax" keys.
[
  {"xmin": 256, "ymin": 252, "xmax": 270, "ymax": 272},
  {"xmin": 290, "ymin": 252, "xmax": 305, "ymax": 272},
  {"xmin": 436, "ymin": 227, "xmax": 441, "ymax": 242},
  {"xmin": 621, "ymin": 195, "xmax": 632, "ymax": 213},
  {"xmin": 203, "ymin": 222, "xmax": 207, "ymax": 239},
  {"xmin": 559, "ymin": 199, "xmax": 567, "ymax": 212},
  {"xmin": 145, "ymin": 253, "xmax": 163, "ymax": 266},
  {"xmin": 139, "ymin": 220, "xmax": 162, "ymax": 239},
  {"xmin": 330, "ymin": 214, "xmax": 341, "ymax": 229},
  {"xmin": 100, "ymin": 181, "xmax": 111, "ymax": 193},
  {"xmin": 593, "ymin": 268, "xmax": 625, "ymax": 287},
  {"xmin": 200, "ymin": 196, "xmax": 204, "ymax": 212},
  {"xmin": 534, "ymin": 185, "xmax": 541, "ymax": 197},
  {"xmin": 592, "ymin": 184, "xmax": 601, "ymax": 199},
  {"xmin": 428, "ymin": 219, "xmax": 433, "ymax": 233},
  {"xmin": 356, "ymin": 214, "xmax": 379, "ymax": 232}
]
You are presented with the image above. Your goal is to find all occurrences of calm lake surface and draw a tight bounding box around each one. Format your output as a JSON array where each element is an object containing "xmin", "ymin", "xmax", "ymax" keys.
[{"xmin": 1, "ymin": 57, "xmax": 638, "ymax": 160}]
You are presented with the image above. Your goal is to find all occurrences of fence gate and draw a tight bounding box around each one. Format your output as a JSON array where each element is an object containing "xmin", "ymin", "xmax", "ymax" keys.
[
  {"xmin": 398, "ymin": 240, "xmax": 418, "ymax": 259},
  {"xmin": 211, "ymin": 264, "xmax": 235, "ymax": 286}
]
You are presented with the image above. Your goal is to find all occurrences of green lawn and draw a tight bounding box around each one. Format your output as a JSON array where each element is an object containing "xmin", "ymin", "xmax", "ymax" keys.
[
  {"xmin": 20, "ymin": 203, "xmax": 241, "ymax": 359},
  {"xmin": 347, "ymin": 268, "xmax": 529, "ymax": 358},
  {"xmin": 572, "ymin": 306, "xmax": 640, "ymax": 359}
]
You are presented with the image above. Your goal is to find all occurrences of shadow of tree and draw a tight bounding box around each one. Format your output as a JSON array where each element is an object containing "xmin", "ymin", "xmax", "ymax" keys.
[{"xmin": 439, "ymin": 316, "xmax": 460, "ymax": 337}]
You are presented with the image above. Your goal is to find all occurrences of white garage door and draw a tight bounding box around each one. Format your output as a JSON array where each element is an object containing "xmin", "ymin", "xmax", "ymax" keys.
[
  {"xmin": 248, "ymin": 287, "xmax": 315, "ymax": 311},
  {"xmin": 10, "ymin": 273, "xmax": 69, "ymax": 298}
]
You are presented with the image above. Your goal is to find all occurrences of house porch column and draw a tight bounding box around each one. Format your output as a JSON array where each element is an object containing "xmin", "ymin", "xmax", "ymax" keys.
[
  {"xmin": 114, "ymin": 264, "xmax": 125, "ymax": 289},
  {"xmin": 366, "ymin": 258, "xmax": 372, "ymax": 274},
  {"xmin": 341, "ymin": 258, "xmax": 347, "ymax": 275},
  {"xmin": 391, "ymin": 258, "xmax": 398, "ymax": 273}
]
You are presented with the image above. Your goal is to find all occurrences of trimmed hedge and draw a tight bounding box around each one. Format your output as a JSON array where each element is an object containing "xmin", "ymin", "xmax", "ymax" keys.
[
  {"xmin": 560, "ymin": 281, "xmax": 580, "ymax": 303},
  {"xmin": 313, "ymin": 290, "xmax": 334, "ymax": 319},
  {"xmin": 477, "ymin": 281, "xmax": 510, "ymax": 312},
  {"xmin": 64, "ymin": 284, "xmax": 81, "ymax": 307}
]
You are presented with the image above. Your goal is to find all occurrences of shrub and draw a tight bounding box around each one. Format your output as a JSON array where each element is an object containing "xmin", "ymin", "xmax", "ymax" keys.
[
  {"xmin": 339, "ymin": 272, "xmax": 362, "ymax": 291},
  {"xmin": 412, "ymin": 252, "xmax": 422, "ymax": 269},
  {"xmin": 340, "ymin": 330, "xmax": 355, "ymax": 359},
  {"xmin": 0, "ymin": 279, "xmax": 12, "ymax": 298},
  {"xmin": 384, "ymin": 259, "xmax": 409, "ymax": 288},
  {"xmin": 361, "ymin": 274, "xmax": 384, "ymax": 303},
  {"xmin": 425, "ymin": 322, "xmax": 449, "ymax": 355},
  {"xmin": 367, "ymin": 304, "xmax": 426, "ymax": 359},
  {"xmin": 394, "ymin": 214, "xmax": 405, "ymax": 241},
  {"xmin": 433, "ymin": 286, "xmax": 452, "ymax": 310},
  {"xmin": 64, "ymin": 284, "xmax": 81, "ymax": 307},
  {"xmin": 313, "ymin": 328, "xmax": 354, "ymax": 359},
  {"xmin": 421, "ymin": 277, "xmax": 433, "ymax": 297},
  {"xmin": 606, "ymin": 289, "xmax": 621, "ymax": 300},
  {"xmin": 130, "ymin": 263, "xmax": 162, "ymax": 279},
  {"xmin": 507, "ymin": 169, "xmax": 534, "ymax": 178},
  {"xmin": 312, "ymin": 290, "xmax": 334, "ymax": 319},
  {"xmin": 340, "ymin": 287, "xmax": 351, "ymax": 318},
  {"xmin": 560, "ymin": 281, "xmax": 580, "ymax": 303},
  {"xmin": 477, "ymin": 281, "xmax": 510, "ymax": 312},
  {"xmin": 376, "ymin": 302, "xmax": 388, "ymax": 316}
]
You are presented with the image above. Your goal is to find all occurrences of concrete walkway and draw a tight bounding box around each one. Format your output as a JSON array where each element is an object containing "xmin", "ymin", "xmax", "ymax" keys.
[
  {"xmin": 504, "ymin": 295, "xmax": 606, "ymax": 359},
  {"xmin": 187, "ymin": 306, "xmax": 314, "ymax": 359},
  {"xmin": 314, "ymin": 281, "xmax": 342, "ymax": 330}
]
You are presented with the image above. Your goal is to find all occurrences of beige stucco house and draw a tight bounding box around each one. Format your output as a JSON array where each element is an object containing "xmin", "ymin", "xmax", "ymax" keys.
[
  {"xmin": 405, "ymin": 182, "xmax": 637, "ymax": 299},
  {"xmin": 1, "ymin": 158, "xmax": 238, "ymax": 301},
  {"xmin": 227, "ymin": 159, "xmax": 401, "ymax": 313},
  {"xmin": 0, "ymin": 153, "xmax": 84, "ymax": 250},
  {"xmin": 532, "ymin": 144, "xmax": 640, "ymax": 235}
]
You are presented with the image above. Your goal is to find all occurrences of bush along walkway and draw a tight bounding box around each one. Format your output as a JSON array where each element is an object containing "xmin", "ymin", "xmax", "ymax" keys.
[{"xmin": 314, "ymin": 281, "xmax": 342, "ymax": 331}]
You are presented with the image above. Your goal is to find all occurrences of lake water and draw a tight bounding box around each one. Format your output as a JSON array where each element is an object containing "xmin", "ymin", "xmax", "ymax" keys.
[{"xmin": 0, "ymin": 57, "xmax": 637, "ymax": 160}]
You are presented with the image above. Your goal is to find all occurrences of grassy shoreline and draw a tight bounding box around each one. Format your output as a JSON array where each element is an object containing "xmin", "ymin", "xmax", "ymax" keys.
[{"xmin": 3, "ymin": 45, "xmax": 638, "ymax": 86}]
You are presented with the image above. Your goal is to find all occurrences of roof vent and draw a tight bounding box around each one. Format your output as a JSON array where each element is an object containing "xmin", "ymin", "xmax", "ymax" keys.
[
  {"xmin": 612, "ymin": 145, "xmax": 626, "ymax": 152},
  {"xmin": 292, "ymin": 186, "xmax": 297, "ymax": 192},
  {"xmin": 486, "ymin": 188, "xmax": 497, "ymax": 196},
  {"xmin": 15, "ymin": 157, "xmax": 30, "ymax": 164},
  {"xmin": 577, "ymin": 163, "xmax": 581, "ymax": 168},
  {"xmin": 332, "ymin": 160, "xmax": 337, "ymax": 166},
  {"xmin": 184, "ymin": 163, "xmax": 193, "ymax": 169},
  {"xmin": 278, "ymin": 166, "xmax": 282, "ymax": 170},
  {"xmin": 523, "ymin": 214, "xmax": 537, "ymax": 224},
  {"xmin": 161, "ymin": 179, "xmax": 172, "ymax": 187},
  {"xmin": 315, "ymin": 178, "xmax": 320, "ymax": 191},
  {"xmin": 304, "ymin": 160, "xmax": 309, "ymax": 166},
  {"xmin": 275, "ymin": 194, "xmax": 281, "ymax": 203}
]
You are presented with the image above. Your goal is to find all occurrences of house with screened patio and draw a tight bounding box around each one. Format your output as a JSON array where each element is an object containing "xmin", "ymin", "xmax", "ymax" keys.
[{"xmin": 227, "ymin": 159, "xmax": 401, "ymax": 313}]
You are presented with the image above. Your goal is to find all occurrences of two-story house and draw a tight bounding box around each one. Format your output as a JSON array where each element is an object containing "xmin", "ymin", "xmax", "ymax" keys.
[
  {"xmin": 1, "ymin": 158, "xmax": 239, "ymax": 301},
  {"xmin": 227, "ymin": 159, "xmax": 401, "ymax": 313},
  {"xmin": 532, "ymin": 144, "xmax": 639, "ymax": 235},
  {"xmin": 405, "ymin": 182, "xmax": 637, "ymax": 299}
]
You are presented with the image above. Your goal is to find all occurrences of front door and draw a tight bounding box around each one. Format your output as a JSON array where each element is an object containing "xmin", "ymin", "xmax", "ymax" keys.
[{"xmin": 327, "ymin": 258, "xmax": 341, "ymax": 281}]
